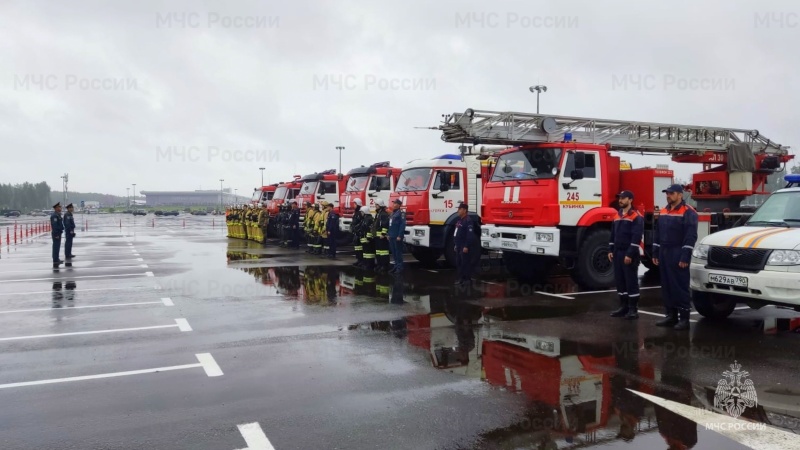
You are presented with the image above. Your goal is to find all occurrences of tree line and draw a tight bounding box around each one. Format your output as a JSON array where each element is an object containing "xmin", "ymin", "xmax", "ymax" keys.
[{"xmin": 0, "ymin": 182, "xmax": 52, "ymax": 212}]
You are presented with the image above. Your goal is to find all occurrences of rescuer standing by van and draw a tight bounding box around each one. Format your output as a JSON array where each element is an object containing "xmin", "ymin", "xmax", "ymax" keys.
[
  {"xmin": 453, "ymin": 202, "xmax": 475, "ymax": 285},
  {"xmin": 387, "ymin": 198, "xmax": 406, "ymax": 273},
  {"xmin": 652, "ymin": 184, "xmax": 698, "ymax": 331},
  {"xmin": 608, "ymin": 191, "xmax": 644, "ymax": 320}
]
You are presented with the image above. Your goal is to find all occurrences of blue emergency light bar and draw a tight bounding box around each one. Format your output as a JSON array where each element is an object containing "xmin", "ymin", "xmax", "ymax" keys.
[
  {"xmin": 784, "ymin": 174, "xmax": 800, "ymax": 188},
  {"xmin": 434, "ymin": 154, "xmax": 461, "ymax": 160}
]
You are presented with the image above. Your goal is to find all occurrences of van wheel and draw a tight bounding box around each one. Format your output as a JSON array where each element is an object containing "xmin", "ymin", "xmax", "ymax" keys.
[
  {"xmin": 410, "ymin": 246, "xmax": 443, "ymax": 265},
  {"xmin": 692, "ymin": 291, "xmax": 736, "ymax": 319},
  {"xmin": 571, "ymin": 229, "xmax": 614, "ymax": 290}
]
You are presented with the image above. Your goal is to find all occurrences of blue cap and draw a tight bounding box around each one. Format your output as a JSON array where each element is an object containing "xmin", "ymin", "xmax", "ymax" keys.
[
  {"xmin": 457, "ymin": 202, "xmax": 468, "ymax": 210},
  {"xmin": 617, "ymin": 190, "xmax": 634, "ymax": 199},
  {"xmin": 662, "ymin": 184, "xmax": 684, "ymax": 193}
]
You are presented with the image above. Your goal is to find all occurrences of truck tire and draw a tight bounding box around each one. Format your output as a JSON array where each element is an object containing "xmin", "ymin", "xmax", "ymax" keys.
[
  {"xmin": 502, "ymin": 252, "xmax": 552, "ymax": 282},
  {"xmin": 571, "ymin": 229, "xmax": 614, "ymax": 290},
  {"xmin": 692, "ymin": 291, "xmax": 737, "ymax": 320},
  {"xmin": 410, "ymin": 246, "xmax": 443, "ymax": 265}
]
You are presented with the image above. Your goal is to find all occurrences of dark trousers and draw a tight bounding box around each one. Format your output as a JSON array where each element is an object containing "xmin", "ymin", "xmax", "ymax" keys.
[
  {"xmin": 353, "ymin": 234, "xmax": 363, "ymax": 263},
  {"xmin": 51, "ymin": 234, "xmax": 61, "ymax": 262},
  {"xmin": 613, "ymin": 250, "xmax": 639, "ymax": 301},
  {"xmin": 389, "ymin": 237, "xmax": 404, "ymax": 270},
  {"xmin": 289, "ymin": 227, "xmax": 299, "ymax": 248},
  {"xmin": 65, "ymin": 234, "xmax": 74, "ymax": 257},
  {"xmin": 362, "ymin": 236, "xmax": 375, "ymax": 269},
  {"xmin": 327, "ymin": 231, "xmax": 338, "ymax": 257},
  {"xmin": 375, "ymin": 237, "xmax": 389, "ymax": 269},
  {"xmin": 659, "ymin": 246, "xmax": 691, "ymax": 311},
  {"xmin": 457, "ymin": 250, "xmax": 473, "ymax": 281}
]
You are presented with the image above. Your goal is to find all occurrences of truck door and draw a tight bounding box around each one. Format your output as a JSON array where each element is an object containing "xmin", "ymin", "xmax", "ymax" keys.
[
  {"xmin": 558, "ymin": 151, "xmax": 603, "ymax": 226},
  {"xmin": 430, "ymin": 170, "xmax": 463, "ymax": 225}
]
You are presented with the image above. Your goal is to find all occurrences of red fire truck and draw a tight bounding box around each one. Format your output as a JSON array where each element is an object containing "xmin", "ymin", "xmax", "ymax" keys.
[
  {"xmin": 339, "ymin": 161, "xmax": 401, "ymax": 233},
  {"xmin": 437, "ymin": 108, "xmax": 792, "ymax": 289},
  {"xmin": 250, "ymin": 184, "xmax": 278, "ymax": 207},
  {"xmin": 265, "ymin": 177, "xmax": 303, "ymax": 237},
  {"xmin": 295, "ymin": 169, "xmax": 350, "ymax": 215}
]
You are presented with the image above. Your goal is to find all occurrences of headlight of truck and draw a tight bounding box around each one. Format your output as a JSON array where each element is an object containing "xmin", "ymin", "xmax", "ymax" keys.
[
  {"xmin": 414, "ymin": 229, "xmax": 425, "ymax": 237},
  {"xmin": 481, "ymin": 228, "xmax": 489, "ymax": 237},
  {"xmin": 536, "ymin": 232, "xmax": 553, "ymax": 243},
  {"xmin": 767, "ymin": 250, "xmax": 800, "ymax": 265},
  {"xmin": 692, "ymin": 244, "xmax": 710, "ymax": 259}
]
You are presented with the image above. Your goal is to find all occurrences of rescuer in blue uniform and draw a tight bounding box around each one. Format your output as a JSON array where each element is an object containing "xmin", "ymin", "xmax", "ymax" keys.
[
  {"xmin": 608, "ymin": 191, "xmax": 644, "ymax": 319},
  {"xmin": 50, "ymin": 202, "xmax": 64, "ymax": 268},
  {"xmin": 387, "ymin": 198, "xmax": 406, "ymax": 274},
  {"xmin": 64, "ymin": 203, "xmax": 77, "ymax": 259},
  {"xmin": 288, "ymin": 200, "xmax": 301, "ymax": 249},
  {"xmin": 652, "ymin": 184, "xmax": 698, "ymax": 331},
  {"xmin": 453, "ymin": 202, "xmax": 475, "ymax": 285},
  {"xmin": 325, "ymin": 202, "xmax": 340, "ymax": 259}
]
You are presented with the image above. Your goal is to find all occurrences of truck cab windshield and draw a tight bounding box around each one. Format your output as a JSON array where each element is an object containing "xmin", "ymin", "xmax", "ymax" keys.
[
  {"xmin": 300, "ymin": 181, "xmax": 318, "ymax": 195},
  {"xmin": 273, "ymin": 186, "xmax": 288, "ymax": 199},
  {"xmin": 746, "ymin": 192, "xmax": 800, "ymax": 227},
  {"xmin": 396, "ymin": 168, "xmax": 432, "ymax": 192},
  {"xmin": 491, "ymin": 148, "xmax": 563, "ymax": 182},
  {"xmin": 346, "ymin": 176, "xmax": 369, "ymax": 192}
]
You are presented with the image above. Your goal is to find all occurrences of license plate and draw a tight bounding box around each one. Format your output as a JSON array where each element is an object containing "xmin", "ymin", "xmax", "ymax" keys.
[
  {"xmin": 502, "ymin": 241, "xmax": 518, "ymax": 249},
  {"xmin": 708, "ymin": 273, "xmax": 748, "ymax": 287}
]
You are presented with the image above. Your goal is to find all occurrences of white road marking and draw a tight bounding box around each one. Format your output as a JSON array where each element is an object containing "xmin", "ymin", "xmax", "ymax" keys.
[
  {"xmin": 0, "ymin": 320, "xmax": 188, "ymax": 342},
  {"xmin": 534, "ymin": 291, "xmax": 575, "ymax": 300},
  {"xmin": 137, "ymin": 258, "xmax": 144, "ymax": 261},
  {"xmin": 425, "ymin": 270, "xmax": 438, "ymax": 273},
  {"xmin": 0, "ymin": 301, "xmax": 163, "ymax": 314},
  {"xmin": 235, "ymin": 422, "xmax": 275, "ymax": 450},
  {"xmin": 636, "ymin": 309, "xmax": 698, "ymax": 323},
  {"xmin": 571, "ymin": 286, "xmax": 661, "ymax": 295},
  {"xmin": 196, "ymin": 353, "xmax": 224, "ymax": 377},
  {"xmin": 0, "ymin": 273, "xmax": 154, "ymax": 283},
  {"xmin": 0, "ymin": 353, "xmax": 222, "ymax": 390},
  {"xmin": 689, "ymin": 306, "xmax": 749, "ymax": 315},
  {"xmin": 133, "ymin": 253, "xmax": 141, "ymax": 256},
  {"xmin": 628, "ymin": 389, "xmax": 798, "ymax": 450},
  {"xmin": 175, "ymin": 318, "xmax": 192, "ymax": 331},
  {"xmin": 479, "ymin": 280, "xmax": 504, "ymax": 286},
  {"xmin": 0, "ymin": 264, "xmax": 153, "ymax": 274},
  {"xmin": 161, "ymin": 297, "xmax": 174, "ymax": 306},
  {"xmin": 140, "ymin": 264, "xmax": 149, "ymax": 268},
  {"xmin": 0, "ymin": 286, "xmax": 158, "ymax": 297}
]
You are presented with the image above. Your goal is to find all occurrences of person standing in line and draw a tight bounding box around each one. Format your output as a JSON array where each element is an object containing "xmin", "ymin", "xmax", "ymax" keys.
[
  {"xmin": 373, "ymin": 199, "xmax": 391, "ymax": 272},
  {"xmin": 50, "ymin": 202, "xmax": 64, "ymax": 268},
  {"xmin": 652, "ymin": 184, "xmax": 698, "ymax": 331},
  {"xmin": 350, "ymin": 198, "xmax": 364, "ymax": 267},
  {"xmin": 360, "ymin": 206, "xmax": 375, "ymax": 270},
  {"xmin": 325, "ymin": 201, "xmax": 339, "ymax": 259},
  {"xmin": 64, "ymin": 203, "xmax": 77, "ymax": 259},
  {"xmin": 453, "ymin": 202, "xmax": 475, "ymax": 285},
  {"xmin": 608, "ymin": 191, "xmax": 644, "ymax": 319},
  {"xmin": 387, "ymin": 199, "xmax": 406, "ymax": 274},
  {"xmin": 288, "ymin": 200, "xmax": 301, "ymax": 249}
]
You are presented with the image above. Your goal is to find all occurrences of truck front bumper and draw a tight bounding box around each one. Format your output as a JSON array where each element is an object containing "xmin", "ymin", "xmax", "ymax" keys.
[
  {"xmin": 340, "ymin": 217, "xmax": 352, "ymax": 233},
  {"xmin": 690, "ymin": 260, "xmax": 800, "ymax": 306},
  {"xmin": 404, "ymin": 225, "xmax": 431, "ymax": 247},
  {"xmin": 480, "ymin": 225, "xmax": 560, "ymax": 257}
]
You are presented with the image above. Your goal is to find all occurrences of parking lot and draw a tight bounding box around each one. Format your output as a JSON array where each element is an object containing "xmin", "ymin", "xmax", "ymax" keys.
[{"xmin": 1, "ymin": 213, "xmax": 799, "ymax": 449}]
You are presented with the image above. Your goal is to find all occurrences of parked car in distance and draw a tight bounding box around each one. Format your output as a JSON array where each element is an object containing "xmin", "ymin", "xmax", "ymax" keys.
[
  {"xmin": 163, "ymin": 210, "xmax": 179, "ymax": 216},
  {"xmin": 132, "ymin": 210, "xmax": 147, "ymax": 216},
  {"xmin": 4, "ymin": 211, "xmax": 21, "ymax": 217}
]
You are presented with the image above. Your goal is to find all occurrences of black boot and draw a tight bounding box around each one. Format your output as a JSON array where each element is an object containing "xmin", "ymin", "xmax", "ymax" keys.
[
  {"xmin": 655, "ymin": 308, "xmax": 678, "ymax": 327},
  {"xmin": 610, "ymin": 295, "xmax": 629, "ymax": 317},
  {"xmin": 625, "ymin": 297, "xmax": 639, "ymax": 320},
  {"xmin": 674, "ymin": 309, "xmax": 691, "ymax": 330}
]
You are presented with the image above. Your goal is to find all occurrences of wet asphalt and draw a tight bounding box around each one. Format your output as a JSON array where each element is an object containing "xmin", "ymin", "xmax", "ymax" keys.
[{"xmin": 1, "ymin": 214, "xmax": 800, "ymax": 449}]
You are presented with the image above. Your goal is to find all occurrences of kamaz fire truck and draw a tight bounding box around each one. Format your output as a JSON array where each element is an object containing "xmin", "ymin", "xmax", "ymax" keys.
[
  {"xmin": 295, "ymin": 169, "xmax": 350, "ymax": 214},
  {"xmin": 339, "ymin": 161, "xmax": 401, "ymax": 233},
  {"xmin": 436, "ymin": 108, "xmax": 792, "ymax": 289},
  {"xmin": 265, "ymin": 177, "xmax": 303, "ymax": 237},
  {"xmin": 250, "ymin": 184, "xmax": 277, "ymax": 207},
  {"xmin": 389, "ymin": 147, "xmax": 506, "ymax": 267}
]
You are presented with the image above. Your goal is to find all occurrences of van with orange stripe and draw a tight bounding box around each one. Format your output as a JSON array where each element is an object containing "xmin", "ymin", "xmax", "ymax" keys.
[{"xmin": 690, "ymin": 175, "xmax": 800, "ymax": 318}]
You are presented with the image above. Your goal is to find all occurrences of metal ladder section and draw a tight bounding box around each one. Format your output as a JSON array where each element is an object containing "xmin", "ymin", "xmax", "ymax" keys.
[{"xmin": 438, "ymin": 108, "xmax": 789, "ymax": 155}]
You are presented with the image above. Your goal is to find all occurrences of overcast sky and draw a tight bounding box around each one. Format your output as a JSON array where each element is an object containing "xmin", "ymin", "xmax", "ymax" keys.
[{"xmin": 2, "ymin": 0, "xmax": 798, "ymax": 198}]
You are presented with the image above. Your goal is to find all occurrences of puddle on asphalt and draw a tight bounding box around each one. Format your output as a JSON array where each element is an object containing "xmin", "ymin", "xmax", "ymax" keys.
[{"xmin": 225, "ymin": 243, "xmax": 800, "ymax": 448}]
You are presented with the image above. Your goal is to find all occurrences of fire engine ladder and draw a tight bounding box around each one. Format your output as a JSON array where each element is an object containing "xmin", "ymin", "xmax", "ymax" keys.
[{"xmin": 437, "ymin": 108, "xmax": 790, "ymax": 156}]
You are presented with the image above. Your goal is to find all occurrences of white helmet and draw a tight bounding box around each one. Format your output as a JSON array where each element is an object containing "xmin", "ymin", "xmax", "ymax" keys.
[
  {"xmin": 360, "ymin": 206, "xmax": 372, "ymax": 215},
  {"xmin": 375, "ymin": 198, "xmax": 386, "ymax": 207},
  {"xmin": 353, "ymin": 198, "xmax": 363, "ymax": 206}
]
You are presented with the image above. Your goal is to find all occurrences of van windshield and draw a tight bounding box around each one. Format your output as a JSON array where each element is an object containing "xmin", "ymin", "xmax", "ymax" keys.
[{"xmin": 746, "ymin": 192, "xmax": 800, "ymax": 227}]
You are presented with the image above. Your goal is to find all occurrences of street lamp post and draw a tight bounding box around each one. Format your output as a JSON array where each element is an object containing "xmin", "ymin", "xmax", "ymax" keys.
[
  {"xmin": 529, "ymin": 85, "xmax": 547, "ymax": 114},
  {"xmin": 126, "ymin": 187, "xmax": 130, "ymax": 208},
  {"xmin": 335, "ymin": 146, "xmax": 345, "ymax": 174},
  {"xmin": 259, "ymin": 167, "xmax": 265, "ymax": 186},
  {"xmin": 219, "ymin": 179, "xmax": 224, "ymax": 212},
  {"xmin": 132, "ymin": 184, "xmax": 136, "ymax": 208},
  {"xmin": 234, "ymin": 189, "xmax": 238, "ymax": 205}
]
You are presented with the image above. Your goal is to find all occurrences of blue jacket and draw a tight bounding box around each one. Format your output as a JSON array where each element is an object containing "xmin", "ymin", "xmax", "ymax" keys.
[
  {"xmin": 50, "ymin": 211, "xmax": 64, "ymax": 235},
  {"xmin": 64, "ymin": 211, "xmax": 76, "ymax": 234},
  {"xmin": 653, "ymin": 201, "xmax": 698, "ymax": 263},
  {"xmin": 609, "ymin": 208, "xmax": 643, "ymax": 258},
  {"xmin": 325, "ymin": 210, "xmax": 340, "ymax": 233},
  {"xmin": 453, "ymin": 215, "xmax": 475, "ymax": 250},
  {"xmin": 388, "ymin": 209, "xmax": 406, "ymax": 239}
]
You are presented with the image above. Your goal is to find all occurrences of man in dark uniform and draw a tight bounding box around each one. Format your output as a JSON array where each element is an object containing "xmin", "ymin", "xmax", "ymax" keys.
[
  {"xmin": 653, "ymin": 184, "xmax": 698, "ymax": 330},
  {"xmin": 50, "ymin": 202, "xmax": 64, "ymax": 268},
  {"xmin": 373, "ymin": 199, "xmax": 390, "ymax": 272},
  {"xmin": 288, "ymin": 200, "xmax": 301, "ymax": 249},
  {"xmin": 325, "ymin": 201, "xmax": 340, "ymax": 259},
  {"xmin": 387, "ymin": 198, "xmax": 406, "ymax": 274},
  {"xmin": 350, "ymin": 198, "xmax": 364, "ymax": 267},
  {"xmin": 608, "ymin": 191, "xmax": 644, "ymax": 319},
  {"xmin": 453, "ymin": 202, "xmax": 475, "ymax": 285},
  {"xmin": 64, "ymin": 203, "xmax": 77, "ymax": 259},
  {"xmin": 360, "ymin": 206, "xmax": 375, "ymax": 270}
]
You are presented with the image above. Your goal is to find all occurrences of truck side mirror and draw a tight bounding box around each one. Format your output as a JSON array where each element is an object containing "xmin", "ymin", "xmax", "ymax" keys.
[
  {"xmin": 319, "ymin": 184, "xmax": 326, "ymax": 195},
  {"xmin": 570, "ymin": 170, "xmax": 584, "ymax": 180},
  {"xmin": 438, "ymin": 171, "xmax": 450, "ymax": 192},
  {"xmin": 573, "ymin": 151, "xmax": 586, "ymax": 170}
]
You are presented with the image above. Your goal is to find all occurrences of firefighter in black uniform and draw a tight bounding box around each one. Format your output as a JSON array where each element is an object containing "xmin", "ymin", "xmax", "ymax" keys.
[
  {"xmin": 652, "ymin": 184, "xmax": 698, "ymax": 331},
  {"xmin": 360, "ymin": 206, "xmax": 375, "ymax": 269},
  {"xmin": 453, "ymin": 202, "xmax": 475, "ymax": 285},
  {"xmin": 64, "ymin": 203, "xmax": 77, "ymax": 259},
  {"xmin": 278, "ymin": 204, "xmax": 288, "ymax": 247},
  {"xmin": 608, "ymin": 190, "xmax": 644, "ymax": 319},
  {"xmin": 288, "ymin": 200, "xmax": 301, "ymax": 249},
  {"xmin": 372, "ymin": 199, "xmax": 390, "ymax": 272},
  {"xmin": 350, "ymin": 198, "xmax": 364, "ymax": 266},
  {"xmin": 325, "ymin": 202, "xmax": 340, "ymax": 259}
]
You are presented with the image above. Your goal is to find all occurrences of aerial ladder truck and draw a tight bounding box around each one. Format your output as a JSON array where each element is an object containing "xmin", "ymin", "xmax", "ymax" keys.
[{"xmin": 435, "ymin": 108, "xmax": 792, "ymax": 289}]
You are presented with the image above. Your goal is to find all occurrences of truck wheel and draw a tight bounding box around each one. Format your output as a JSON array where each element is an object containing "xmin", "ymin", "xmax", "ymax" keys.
[
  {"xmin": 692, "ymin": 291, "xmax": 736, "ymax": 320},
  {"xmin": 410, "ymin": 246, "xmax": 443, "ymax": 265},
  {"xmin": 502, "ymin": 252, "xmax": 552, "ymax": 282},
  {"xmin": 571, "ymin": 229, "xmax": 614, "ymax": 290}
]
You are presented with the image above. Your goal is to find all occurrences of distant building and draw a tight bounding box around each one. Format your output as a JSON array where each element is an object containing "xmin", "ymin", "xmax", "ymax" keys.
[{"xmin": 140, "ymin": 189, "xmax": 244, "ymax": 207}]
